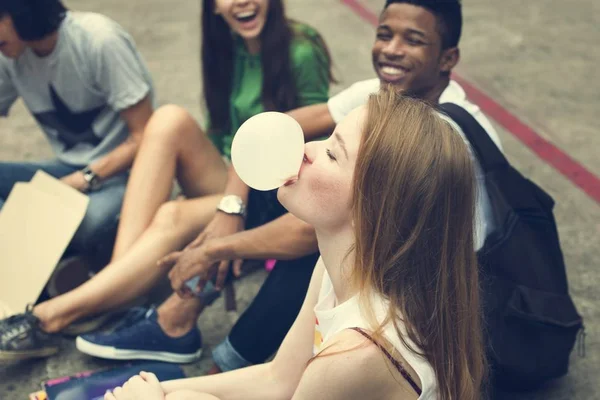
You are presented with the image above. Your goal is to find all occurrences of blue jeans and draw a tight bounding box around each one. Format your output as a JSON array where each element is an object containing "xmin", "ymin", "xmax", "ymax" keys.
[
  {"xmin": 212, "ymin": 252, "xmax": 319, "ymax": 371},
  {"xmin": 0, "ymin": 160, "xmax": 128, "ymax": 256}
]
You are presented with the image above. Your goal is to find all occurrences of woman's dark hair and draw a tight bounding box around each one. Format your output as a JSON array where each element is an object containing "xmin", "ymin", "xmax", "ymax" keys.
[
  {"xmin": 0, "ymin": 0, "xmax": 67, "ymax": 41},
  {"xmin": 201, "ymin": 0, "xmax": 334, "ymax": 135}
]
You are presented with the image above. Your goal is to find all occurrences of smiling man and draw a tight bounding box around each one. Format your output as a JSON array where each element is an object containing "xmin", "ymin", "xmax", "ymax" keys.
[{"xmin": 76, "ymin": 0, "xmax": 503, "ymax": 377}]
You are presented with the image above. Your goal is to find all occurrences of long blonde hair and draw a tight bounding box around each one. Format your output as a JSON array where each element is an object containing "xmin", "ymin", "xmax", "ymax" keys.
[{"xmin": 352, "ymin": 87, "xmax": 487, "ymax": 399}]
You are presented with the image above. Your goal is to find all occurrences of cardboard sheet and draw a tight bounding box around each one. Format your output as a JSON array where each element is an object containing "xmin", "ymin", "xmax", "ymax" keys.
[{"xmin": 0, "ymin": 171, "xmax": 88, "ymax": 316}]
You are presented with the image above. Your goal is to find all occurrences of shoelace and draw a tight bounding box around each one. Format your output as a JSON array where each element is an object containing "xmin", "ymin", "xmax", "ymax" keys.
[
  {"xmin": 1, "ymin": 322, "xmax": 29, "ymax": 343},
  {"xmin": 108, "ymin": 306, "xmax": 153, "ymax": 333},
  {"xmin": 0, "ymin": 304, "xmax": 37, "ymax": 343}
]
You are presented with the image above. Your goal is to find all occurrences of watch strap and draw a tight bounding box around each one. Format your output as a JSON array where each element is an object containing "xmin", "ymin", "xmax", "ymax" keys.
[{"xmin": 81, "ymin": 166, "xmax": 100, "ymax": 191}]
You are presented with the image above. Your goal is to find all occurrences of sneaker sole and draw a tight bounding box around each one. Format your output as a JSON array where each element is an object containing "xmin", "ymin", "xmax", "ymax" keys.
[
  {"xmin": 0, "ymin": 346, "xmax": 59, "ymax": 361},
  {"xmin": 76, "ymin": 336, "xmax": 202, "ymax": 364},
  {"xmin": 62, "ymin": 313, "xmax": 115, "ymax": 336}
]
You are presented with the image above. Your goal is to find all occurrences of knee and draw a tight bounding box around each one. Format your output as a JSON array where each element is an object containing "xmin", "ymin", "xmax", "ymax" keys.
[
  {"xmin": 150, "ymin": 200, "xmax": 183, "ymax": 232},
  {"xmin": 144, "ymin": 104, "xmax": 203, "ymax": 146}
]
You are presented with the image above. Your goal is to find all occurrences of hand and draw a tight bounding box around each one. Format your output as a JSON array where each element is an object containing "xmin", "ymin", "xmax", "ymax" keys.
[
  {"xmin": 61, "ymin": 171, "xmax": 89, "ymax": 192},
  {"xmin": 159, "ymin": 212, "xmax": 244, "ymax": 296},
  {"xmin": 105, "ymin": 371, "xmax": 164, "ymax": 400}
]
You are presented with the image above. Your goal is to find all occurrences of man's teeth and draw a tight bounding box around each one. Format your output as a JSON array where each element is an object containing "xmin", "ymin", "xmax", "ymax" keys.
[{"xmin": 380, "ymin": 66, "xmax": 404, "ymax": 76}]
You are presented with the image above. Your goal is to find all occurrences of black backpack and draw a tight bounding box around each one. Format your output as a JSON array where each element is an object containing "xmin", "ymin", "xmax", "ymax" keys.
[{"xmin": 440, "ymin": 103, "xmax": 584, "ymax": 391}]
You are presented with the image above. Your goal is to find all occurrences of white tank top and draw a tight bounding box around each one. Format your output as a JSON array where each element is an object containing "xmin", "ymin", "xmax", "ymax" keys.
[{"xmin": 313, "ymin": 270, "xmax": 438, "ymax": 399}]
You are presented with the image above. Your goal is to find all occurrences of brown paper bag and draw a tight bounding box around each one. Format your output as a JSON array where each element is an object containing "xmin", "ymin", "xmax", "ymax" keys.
[{"xmin": 0, "ymin": 171, "xmax": 89, "ymax": 316}]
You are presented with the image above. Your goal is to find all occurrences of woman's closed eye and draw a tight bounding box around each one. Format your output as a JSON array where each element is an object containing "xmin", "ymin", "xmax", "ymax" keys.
[{"xmin": 326, "ymin": 148, "xmax": 337, "ymax": 162}]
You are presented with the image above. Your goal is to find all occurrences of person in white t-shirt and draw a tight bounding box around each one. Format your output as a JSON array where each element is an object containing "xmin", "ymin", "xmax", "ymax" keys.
[
  {"xmin": 109, "ymin": 88, "xmax": 487, "ymax": 400},
  {"xmin": 144, "ymin": 0, "xmax": 501, "ymax": 376}
]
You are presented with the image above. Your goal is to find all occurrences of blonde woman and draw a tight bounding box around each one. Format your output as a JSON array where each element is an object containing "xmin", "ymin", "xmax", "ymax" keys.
[{"xmin": 108, "ymin": 88, "xmax": 487, "ymax": 400}]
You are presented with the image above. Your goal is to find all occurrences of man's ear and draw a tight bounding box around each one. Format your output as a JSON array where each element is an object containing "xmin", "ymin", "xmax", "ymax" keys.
[{"xmin": 439, "ymin": 47, "xmax": 460, "ymax": 74}]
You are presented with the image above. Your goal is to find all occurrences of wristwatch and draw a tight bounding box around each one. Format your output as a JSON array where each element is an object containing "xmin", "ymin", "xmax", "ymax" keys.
[
  {"xmin": 81, "ymin": 166, "xmax": 101, "ymax": 192},
  {"xmin": 216, "ymin": 195, "xmax": 247, "ymax": 218}
]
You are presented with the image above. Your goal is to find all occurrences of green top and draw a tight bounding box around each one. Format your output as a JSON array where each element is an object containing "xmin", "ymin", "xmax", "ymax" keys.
[{"xmin": 209, "ymin": 23, "xmax": 330, "ymax": 158}]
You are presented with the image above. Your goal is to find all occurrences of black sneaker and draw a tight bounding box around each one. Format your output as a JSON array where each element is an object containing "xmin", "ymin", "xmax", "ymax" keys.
[{"xmin": 0, "ymin": 305, "xmax": 59, "ymax": 361}]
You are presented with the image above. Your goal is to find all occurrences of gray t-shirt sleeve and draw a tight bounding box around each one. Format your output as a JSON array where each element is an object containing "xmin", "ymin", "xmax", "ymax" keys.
[
  {"xmin": 0, "ymin": 62, "xmax": 18, "ymax": 116},
  {"xmin": 93, "ymin": 30, "xmax": 151, "ymax": 112}
]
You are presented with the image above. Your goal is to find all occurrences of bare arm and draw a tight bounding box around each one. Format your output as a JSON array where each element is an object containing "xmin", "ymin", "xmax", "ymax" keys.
[
  {"xmin": 203, "ymin": 103, "xmax": 333, "ymax": 259},
  {"xmin": 162, "ymin": 260, "xmax": 325, "ymax": 399},
  {"xmin": 215, "ymin": 212, "xmax": 318, "ymax": 261},
  {"xmin": 88, "ymin": 96, "xmax": 153, "ymax": 179},
  {"xmin": 164, "ymin": 212, "xmax": 318, "ymax": 294},
  {"xmin": 288, "ymin": 103, "xmax": 335, "ymax": 142},
  {"xmin": 222, "ymin": 163, "xmax": 251, "ymax": 202},
  {"xmin": 60, "ymin": 97, "xmax": 153, "ymax": 191},
  {"xmin": 291, "ymin": 329, "xmax": 420, "ymax": 400}
]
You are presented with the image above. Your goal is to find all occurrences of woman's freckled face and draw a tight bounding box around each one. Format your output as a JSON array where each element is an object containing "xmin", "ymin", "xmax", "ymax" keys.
[{"xmin": 278, "ymin": 106, "xmax": 366, "ymax": 232}]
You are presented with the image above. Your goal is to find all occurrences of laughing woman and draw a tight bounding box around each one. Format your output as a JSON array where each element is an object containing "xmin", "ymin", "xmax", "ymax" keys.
[{"xmin": 0, "ymin": 0, "xmax": 335, "ymax": 363}]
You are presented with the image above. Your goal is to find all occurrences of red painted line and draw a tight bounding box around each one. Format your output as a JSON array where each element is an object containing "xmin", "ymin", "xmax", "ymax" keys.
[
  {"xmin": 341, "ymin": 0, "xmax": 379, "ymax": 25},
  {"xmin": 340, "ymin": 0, "xmax": 600, "ymax": 204},
  {"xmin": 451, "ymin": 75, "xmax": 600, "ymax": 203}
]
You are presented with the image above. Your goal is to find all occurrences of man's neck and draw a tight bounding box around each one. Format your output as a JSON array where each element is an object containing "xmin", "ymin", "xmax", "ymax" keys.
[
  {"xmin": 423, "ymin": 76, "xmax": 451, "ymax": 104},
  {"xmin": 28, "ymin": 31, "xmax": 59, "ymax": 58},
  {"xmin": 315, "ymin": 226, "xmax": 357, "ymax": 306},
  {"xmin": 381, "ymin": 76, "xmax": 450, "ymax": 105}
]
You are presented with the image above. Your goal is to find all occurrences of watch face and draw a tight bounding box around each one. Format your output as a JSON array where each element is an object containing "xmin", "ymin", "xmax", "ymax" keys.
[
  {"xmin": 85, "ymin": 172, "xmax": 99, "ymax": 187},
  {"xmin": 221, "ymin": 196, "xmax": 243, "ymax": 214}
]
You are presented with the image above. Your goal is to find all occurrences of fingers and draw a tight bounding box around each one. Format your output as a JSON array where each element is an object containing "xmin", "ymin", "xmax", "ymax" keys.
[
  {"xmin": 112, "ymin": 386, "xmax": 123, "ymax": 399},
  {"xmin": 168, "ymin": 260, "xmax": 186, "ymax": 293},
  {"xmin": 170, "ymin": 269, "xmax": 187, "ymax": 296},
  {"xmin": 174, "ymin": 281, "xmax": 194, "ymax": 299},
  {"xmin": 215, "ymin": 259, "xmax": 231, "ymax": 290},
  {"xmin": 107, "ymin": 374, "xmax": 159, "ymax": 400},
  {"xmin": 185, "ymin": 232, "xmax": 207, "ymax": 250},
  {"xmin": 104, "ymin": 391, "xmax": 117, "ymax": 400},
  {"xmin": 128, "ymin": 375, "xmax": 144, "ymax": 386},
  {"xmin": 158, "ymin": 252, "xmax": 182, "ymax": 270},
  {"xmin": 140, "ymin": 371, "xmax": 160, "ymax": 385},
  {"xmin": 168, "ymin": 249, "xmax": 205, "ymax": 293},
  {"xmin": 232, "ymin": 259, "xmax": 244, "ymax": 278},
  {"xmin": 194, "ymin": 276, "xmax": 209, "ymax": 294}
]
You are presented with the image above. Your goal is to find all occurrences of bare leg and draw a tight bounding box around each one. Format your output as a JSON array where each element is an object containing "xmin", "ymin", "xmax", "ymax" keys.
[
  {"xmin": 156, "ymin": 294, "xmax": 206, "ymax": 338},
  {"xmin": 112, "ymin": 105, "xmax": 227, "ymax": 260},
  {"xmin": 34, "ymin": 196, "xmax": 221, "ymax": 333}
]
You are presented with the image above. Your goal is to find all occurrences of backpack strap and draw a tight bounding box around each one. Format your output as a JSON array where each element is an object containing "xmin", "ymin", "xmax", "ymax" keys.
[{"xmin": 439, "ymin": 103, "xmax": 507, "ymax": 172}]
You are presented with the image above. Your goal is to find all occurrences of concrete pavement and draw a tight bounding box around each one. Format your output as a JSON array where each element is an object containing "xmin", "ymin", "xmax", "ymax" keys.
[{"xmin": 0, "ymin": 0, "xmax": 598, "ymax": 398}]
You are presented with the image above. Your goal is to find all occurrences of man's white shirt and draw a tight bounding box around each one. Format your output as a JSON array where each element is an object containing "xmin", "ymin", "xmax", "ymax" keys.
[{"xmin": 327, "ymin": 78, "xmax": 503, "ymax": 250}]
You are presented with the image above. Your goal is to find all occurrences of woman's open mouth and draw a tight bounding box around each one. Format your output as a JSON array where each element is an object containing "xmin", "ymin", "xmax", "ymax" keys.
[{"xmin": 234, "ymin": 10, "xmax": 259, "ymax": 27}]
